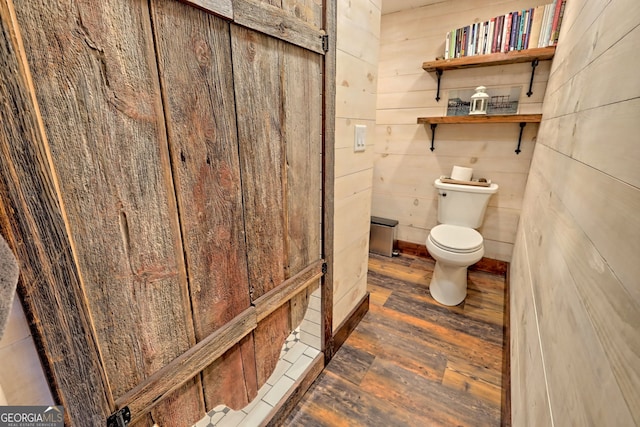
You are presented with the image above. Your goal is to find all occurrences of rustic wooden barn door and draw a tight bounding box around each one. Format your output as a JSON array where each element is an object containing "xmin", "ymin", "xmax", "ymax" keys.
[{"xmin": 0, "ymin": 0, "xmax": 332, "ymax": 425}]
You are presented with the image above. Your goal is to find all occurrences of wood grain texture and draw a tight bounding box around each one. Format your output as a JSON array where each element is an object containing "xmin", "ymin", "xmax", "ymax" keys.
[
  {"xmin": 510, "ymin": 1, "xmax": 640, "ymax": 423},
  {"xmin": 4, "ymin": 0, "xmax": 331, "ymax": 423},
  {"xmin": 321, "ymin": 0, "xmax": 337, "ymax": 362},
  {"xmin": 286, "ymin": 253, "xmax": 509, "ymax": 426},
  {"xmin": 282, "ymin": 40, "xmax": 323, "ymax": 328},
  {"xmin": 283, "ymin": 0, "xmax": 323, "ymax": 28},
  {"xmin": 231, "ymin": 24, "xmax": 291, "ymax": 388},
  {"xmin": 115, "ymin": 307, "xmax": 257, "ymax": 424},
  {"xmin": 422, "ymin": 46, "xmax": 556, "ymax": 71},
  {"xmin": 178, "ymin": 0, "xmax": 233, "ymax": 19},
  {"xmin": 254, "ymin": 260, "xmax": 325, "ymax": 322},
  {"xmin": 417, "ymin": 114, "xmax": 542, "ymax": 124},
  {"xmin": 11, "ymin": 0, "xmax": 204, "ymax": 423},
  {"xmin": 233, "ymin": 0, "xmax": 325, "ymax": 54},
  {"xmin": 149, "ymin": 0, "xmax": 257, "ymax": 411},
  {"xmin": 0, "ymin": 1, "xmax": 111, "ymax": 424}
]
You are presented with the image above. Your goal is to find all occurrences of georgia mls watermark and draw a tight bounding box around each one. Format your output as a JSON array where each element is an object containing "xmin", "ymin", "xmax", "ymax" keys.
[{"xmin": 0, "ymin": 406, "xmax": 63, "ymax": 427}]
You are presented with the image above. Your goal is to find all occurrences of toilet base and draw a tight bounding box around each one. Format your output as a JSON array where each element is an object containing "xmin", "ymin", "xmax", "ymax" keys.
[{"xmin": 429, "ymin": 261, "xmax": 468, "ymax": 306}]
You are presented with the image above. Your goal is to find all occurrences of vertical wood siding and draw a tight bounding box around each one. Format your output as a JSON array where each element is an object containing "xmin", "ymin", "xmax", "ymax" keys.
[{"xmin": 0, "ymin": 0, "xmax": 328, "ymax": 424}]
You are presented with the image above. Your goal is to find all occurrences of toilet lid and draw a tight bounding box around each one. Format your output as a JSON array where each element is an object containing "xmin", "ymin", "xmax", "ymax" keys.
[{"xmin": 430, "ymin": 224, "xmax": 483, "ymax": 253}]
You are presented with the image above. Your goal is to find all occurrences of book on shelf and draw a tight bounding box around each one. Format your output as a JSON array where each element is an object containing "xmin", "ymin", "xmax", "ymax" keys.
[{"xmin": 442, "ymin": 0, "xmax": 566, "ymax": 59}]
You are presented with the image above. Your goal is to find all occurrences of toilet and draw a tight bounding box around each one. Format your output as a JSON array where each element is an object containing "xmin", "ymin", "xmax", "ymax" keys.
[{"xmin": 426, "ymin": 178, "xmax": 498, "ymax": 306}]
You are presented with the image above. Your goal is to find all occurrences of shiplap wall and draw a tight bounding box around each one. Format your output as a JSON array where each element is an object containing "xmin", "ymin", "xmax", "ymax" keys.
[
  {"xmin": 376, "ymin": 0, "xmax": 551, "ymax": 261},
  {"xmin": 511, "ymin": 0, "xmax": 640, "ymax": 425},
  {"xmin": 332, "ymin": 0, "xmax": 381, "ymax": 329}
]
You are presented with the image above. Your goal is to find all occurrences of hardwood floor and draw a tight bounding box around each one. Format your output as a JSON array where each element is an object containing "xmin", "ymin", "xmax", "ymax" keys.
[{"xmin": 284, "ymin": 253, "xmax": 509, "ymax": 427}]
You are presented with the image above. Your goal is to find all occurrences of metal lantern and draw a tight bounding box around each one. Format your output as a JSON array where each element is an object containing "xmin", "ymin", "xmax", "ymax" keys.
[{"xmin": 469, "ymin": 86, "xmax": 489, "ymax": 115}]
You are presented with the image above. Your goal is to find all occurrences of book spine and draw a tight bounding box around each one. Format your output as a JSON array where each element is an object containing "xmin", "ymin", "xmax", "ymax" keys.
[
  {"xmin": 543, "ymin": 1, "xmax": 558, "ymax": 47},
  {"xmin": 524, "ymin": 8, "xmax": 533, "ymax": 48},
  {"xmin": 549, "ymin": 0, "xmax": 563, "ymax": 46},
  {"xmin": 462, "ymin": 26, "xmax": 468, "ymax": 56},
  {"xmin": 501, "ymin": 13, "xmax": 510, "ymax": 52},
  {"xmin": 503, "ymin": 13, "xmax": 512, "ymax": 53},
  {"xmin": 528, "ymin": 6, "xmax": 544, "ymax": 49},
  {"xmin": 552, "ymin": 0, "xmax": 567, "ymax": 45},
  {"xmin": 445, "ymin": 31, "xmax": 450, "ymax": 59},
  {"xmin": 496, "ymin": 15, "xmax": 504, "ymax": 53},
  {"xmin": 517, "ymin": 10, "xmax": 525, "ymax": 50},
  {"xmin": 492, "ymin": 16, "xmax": 501, "ymax": 53},
  {"xmin": 510, "ymin": 12, "xmax": 518, "ymax": 51}
]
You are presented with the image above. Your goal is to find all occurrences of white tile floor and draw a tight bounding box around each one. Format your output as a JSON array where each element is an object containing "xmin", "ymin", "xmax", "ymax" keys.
[{"xmin": 192, "ymin": 328, "xmax": 320, "ymax": 427}]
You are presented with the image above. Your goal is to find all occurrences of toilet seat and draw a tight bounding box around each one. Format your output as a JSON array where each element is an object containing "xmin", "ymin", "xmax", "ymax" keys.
[{"xmin": 429, "ymin": 224, "xmax": 483, "ymax": 253}]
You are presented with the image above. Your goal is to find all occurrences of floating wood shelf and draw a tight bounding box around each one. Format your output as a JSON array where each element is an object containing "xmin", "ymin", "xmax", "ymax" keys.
[
  {"xmin": 417, "ymin": 114, "xmax": 542, "ymax": 125},
  {"xmin": 422, "ymin": 47, "xmax": 556, "ymax": 72},
  {"xmin": 417, "ymin": 114, "xmax": 542, "ymax": 154},
  {"xmin": 423, "ymin": 47, "xmax": 556, "ymax": 101}
]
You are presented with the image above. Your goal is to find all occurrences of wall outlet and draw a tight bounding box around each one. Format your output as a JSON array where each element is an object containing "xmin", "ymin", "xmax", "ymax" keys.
[{"xmin": 354, "ymin": 125, "xmax": 366, "ymax": 152}]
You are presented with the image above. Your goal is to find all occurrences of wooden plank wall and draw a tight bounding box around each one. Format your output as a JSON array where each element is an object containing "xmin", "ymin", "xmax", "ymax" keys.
[
  {"xmin": 2, "ymin": 0, "xmax": 326, "ymax": 424},
  {"xmin": 375, "ymin": 0, "xmax": 550, "ymax": 262},
  {"xmin": 511, "ymin": 0, "xmax": 640, "ymax": 425},
  {"xmin": 332, "ymin": 0, "xmax": 381, "ymax": 330},
  {"xmin": 150, "ymin": 0, "xmax": 257, "ymax": 412}
]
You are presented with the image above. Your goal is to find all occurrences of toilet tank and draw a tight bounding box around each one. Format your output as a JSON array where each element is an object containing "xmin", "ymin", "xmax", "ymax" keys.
[{"xmin": 434, "ymin": 179, "xmax": 498, "ymax": 228}]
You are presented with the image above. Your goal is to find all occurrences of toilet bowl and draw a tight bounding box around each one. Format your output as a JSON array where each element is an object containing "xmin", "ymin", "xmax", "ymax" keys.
[
  {"xmin": 425, "ymin": 177, "xmax": 497, "ymax": 306},
  {"xmin": 427, "ymin": 224, "xmax": 484, "ymax": 306}
]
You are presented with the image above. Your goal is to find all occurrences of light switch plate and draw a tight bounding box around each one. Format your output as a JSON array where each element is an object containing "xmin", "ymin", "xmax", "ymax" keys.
[{"xmin": 354, "ymin": 125, "xmax": 366, "ymax": 152}]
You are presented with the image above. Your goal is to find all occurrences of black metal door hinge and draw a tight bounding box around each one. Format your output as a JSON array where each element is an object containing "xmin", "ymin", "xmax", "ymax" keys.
[
  {"xmin": 107, "ymin": 407, "xmax": 130, "ymax": 427},
  {"xmin": 321, "ymin": 34, "xmax": 329, "ymax": 52},
  {"xmin": 322, "ymin": 261, "xmax": 328, "ymax": 274}
]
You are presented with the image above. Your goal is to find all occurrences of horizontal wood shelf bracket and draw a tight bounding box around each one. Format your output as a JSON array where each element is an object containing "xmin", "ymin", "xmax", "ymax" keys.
[{"xmin": 113, "ymin": 259, "xmax": 325, "ymax": 424}]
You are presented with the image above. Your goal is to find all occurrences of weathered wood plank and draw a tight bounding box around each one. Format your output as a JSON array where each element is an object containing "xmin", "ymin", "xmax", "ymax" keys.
[
  {"xmin": 442, "ymin": 359, "xmax": 503, "ymax": 406},
  {"xmin": 287, "ymin": 253, "xmax": 508, "ymax": 426},
  {"xmin": 282, "ymin": 41, "xmax": 323, "ymax": 328},
  {"xmin": 232, "ymin": 25, "xmax": 286, "ymax": 301},
  {"xmin": 320, "ymin": 343, "xmax": 375, "ymax": 387},
  {"xmin": 149, "ymin": 0, "xmax": 257, "ymax": 411},
  {"xmin": 321, "ymin": 0, "xmax": 336, "ymax": 361},
  {"xmin": 282, "ymin": 0, "xmax": 323, "ymax": 28},
  {"xmin": 178, "ymin": 0, "xmax": 233, "ymax": 19},
  {"xmin": 289, "ymin": 370, "xmax": 419, "ymax": 427},
  {"xmin": 368, "ymin": 295, "xmax": 503, "ymax": 373},
  {"xmin": 233, "ymin": 0, "xmax": 325, "ymax": 54},
  {"xmin": 254, "ymin": 259, "xmax": 324, "ymax": 322},
  {"xmin": 383, "ymin": 289, "xmax": 505, "ymax": 347},
  {"xmin": 0, "ymin": 1, "xmax": 111, "ymax": 424},
  {"xmin": 115, "ymin": 307, "xmax": 258, "ymax": 424},
  {"xmin": 360, "ymin": 357, "xmax": 500, "ymax": 426},
  {"xmin": 11, "ymin": 0, "xmax": 202, "ymax": 423},
  {"xmin": 231, "ymin": 24, "xmax": 290, "ymax": 387},
  {"xmin": 347, "ymin": 314, "xmax": 448, "ymax": 384}
]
